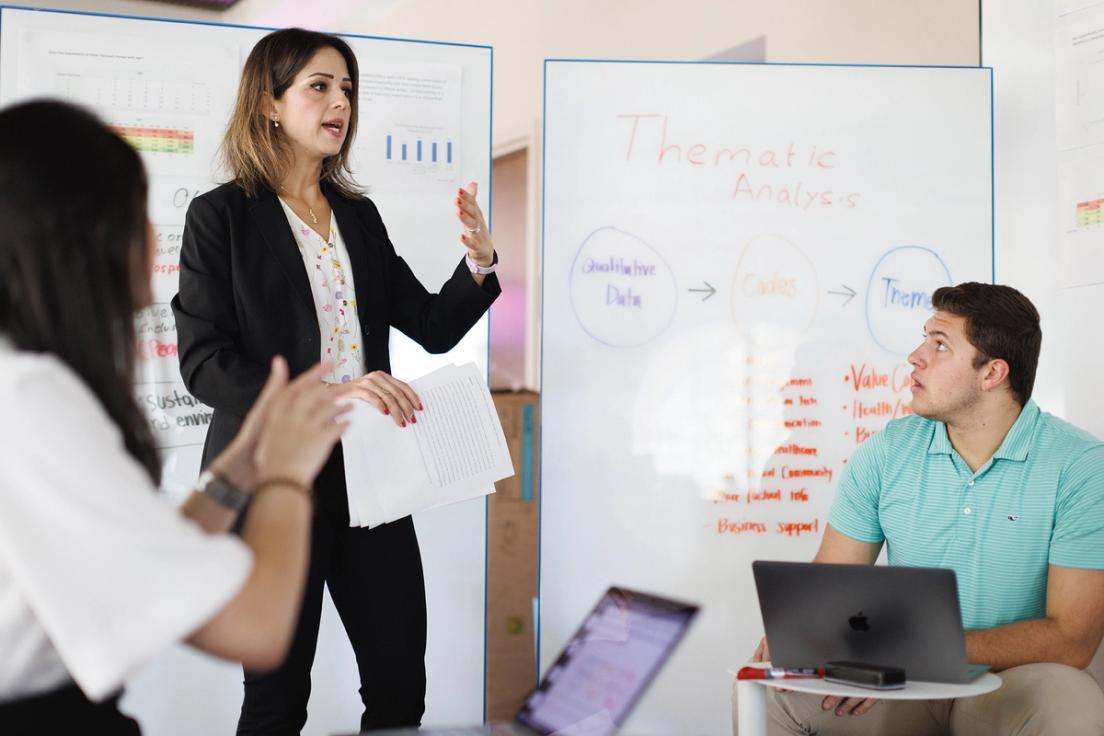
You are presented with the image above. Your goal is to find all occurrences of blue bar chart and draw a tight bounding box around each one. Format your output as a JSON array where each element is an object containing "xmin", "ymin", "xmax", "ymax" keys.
[{"xmin": 385, "ymin": 133, "xmax": 454, "ymax": 165}]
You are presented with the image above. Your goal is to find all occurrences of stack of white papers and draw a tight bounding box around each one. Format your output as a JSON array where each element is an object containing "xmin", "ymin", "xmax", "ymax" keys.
[{"xmin": 340, "ymin": 362, "xmax": 515, "ymax": 528}]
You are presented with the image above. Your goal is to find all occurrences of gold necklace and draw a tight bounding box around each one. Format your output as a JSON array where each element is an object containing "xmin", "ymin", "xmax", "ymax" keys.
[{"xmin": 279, "ymin": 188, "xmax": 321, "ymax": 225}]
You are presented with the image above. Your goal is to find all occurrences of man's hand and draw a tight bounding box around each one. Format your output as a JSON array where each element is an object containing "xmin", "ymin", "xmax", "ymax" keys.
[
  {"xmin": 771, "ymin": 524, "xmax": 886, "ymax": 715},
  {"xmin": 820, "ymin": 694, "xmax": 878, "ymax": 717}
]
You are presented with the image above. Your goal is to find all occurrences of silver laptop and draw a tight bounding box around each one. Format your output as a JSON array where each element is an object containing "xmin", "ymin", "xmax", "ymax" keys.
[
  {"xmin": 359, "ymin": 587, "xmax": 698, "ymax": 736},
  {"xmin": 752, "ymin": 561, "xmax": 989, "ymax": 683}
]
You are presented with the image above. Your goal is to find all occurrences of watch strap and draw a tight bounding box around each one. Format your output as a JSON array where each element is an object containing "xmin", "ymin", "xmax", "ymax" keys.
[{"xmin": 465, "ymin": 250, "xmax": 498, "ymax": 275}]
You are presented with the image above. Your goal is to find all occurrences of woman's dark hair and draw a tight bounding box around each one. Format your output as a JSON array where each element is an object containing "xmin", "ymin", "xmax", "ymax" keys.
[
  {"xmin": 223, "ymin": 28, "xmax": 362, "ymax": 197},
  {"xmin": 0, "ymin": 100, "xmax": 160, "ymax": 483},
  {"xmin": 931, "ymin": 282, "xmax": 1042, "ymax": 406}
]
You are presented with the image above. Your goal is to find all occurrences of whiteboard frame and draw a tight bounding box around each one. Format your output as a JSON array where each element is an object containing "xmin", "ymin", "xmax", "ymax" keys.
[{"xmin": 538, "ymin": 55, "xmax": 994, "ymax": 714}]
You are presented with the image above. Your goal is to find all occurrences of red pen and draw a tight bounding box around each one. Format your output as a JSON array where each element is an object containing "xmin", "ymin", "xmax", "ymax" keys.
[{"xmin": 737, "ymin": 666, "xmax": 824, "ymax": 680}]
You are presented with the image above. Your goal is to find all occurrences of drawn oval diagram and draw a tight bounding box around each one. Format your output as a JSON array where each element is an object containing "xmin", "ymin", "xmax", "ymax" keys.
[
  {"xmin": 866, "ymin": 245, "xmax": 952, "ymax": 355},
  {"xmin": 569, "ymin": 227, "xmax": 678, "ymax": 347},
  {"xmin": 730, "ymin": 234, "xmax": 818, "ymax": 348}
]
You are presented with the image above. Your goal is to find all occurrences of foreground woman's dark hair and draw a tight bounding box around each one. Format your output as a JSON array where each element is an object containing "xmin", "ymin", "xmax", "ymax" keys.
[{"xmin": 0, "ymin": 100, "xmax": 159, "ymax": 482}]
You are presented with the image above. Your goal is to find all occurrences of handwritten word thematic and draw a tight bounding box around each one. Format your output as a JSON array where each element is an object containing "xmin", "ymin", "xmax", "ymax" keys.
[{"xmin": 616, "ymin": 114, "xmax": 862, "ymax": 211}]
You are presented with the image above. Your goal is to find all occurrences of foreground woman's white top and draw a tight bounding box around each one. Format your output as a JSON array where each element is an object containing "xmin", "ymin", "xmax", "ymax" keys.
[{"xmin": 0, "ymin": 337, "xmax": 251, "ymax": 703}]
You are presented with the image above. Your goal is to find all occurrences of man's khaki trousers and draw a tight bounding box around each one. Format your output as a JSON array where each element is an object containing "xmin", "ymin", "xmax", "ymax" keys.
[{"xmin": 734, "ymin": 663, "xmax": 1104, "ymax": 735}]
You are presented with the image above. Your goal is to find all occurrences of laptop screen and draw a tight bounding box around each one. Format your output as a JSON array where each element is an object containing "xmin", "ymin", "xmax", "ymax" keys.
[{"xmin": 514, "ymin": 588, "xmax": 697, "ymax": 736}]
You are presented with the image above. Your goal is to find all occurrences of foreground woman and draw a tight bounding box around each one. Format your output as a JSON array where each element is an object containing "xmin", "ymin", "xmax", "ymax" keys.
[{"xmin": 0, "ymin": 100, "xmax": 348, "ymax": 734}]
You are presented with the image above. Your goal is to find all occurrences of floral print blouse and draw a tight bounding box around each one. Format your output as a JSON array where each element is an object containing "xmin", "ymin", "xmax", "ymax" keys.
[{"xmin": 278, "ymin": 198, "xmax": 365, "ymax": 385}]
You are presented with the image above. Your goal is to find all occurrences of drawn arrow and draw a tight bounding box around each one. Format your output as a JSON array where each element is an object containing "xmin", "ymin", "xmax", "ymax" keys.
[
  {"xmin": 828, "ymin": 284, "xmax": 856, "ymax": 306},
  {"xmin": 688, "ymin": 281, "xmax": 717, "ymax": 301}
]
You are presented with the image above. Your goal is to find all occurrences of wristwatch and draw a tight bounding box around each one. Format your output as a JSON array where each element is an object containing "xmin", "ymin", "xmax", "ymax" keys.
[
  {"xmin": 196, "ymin": 470, "xmax": 250, "ymax": 514},
  {"xmin": 465, "ymin": 250, "xmax": 498, "ymax": 275}
]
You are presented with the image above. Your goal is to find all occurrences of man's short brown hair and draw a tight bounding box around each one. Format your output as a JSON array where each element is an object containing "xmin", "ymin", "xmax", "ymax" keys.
[{"xmin": 931, "ymin": 282, "xmax": 1041, "ymax": 406}]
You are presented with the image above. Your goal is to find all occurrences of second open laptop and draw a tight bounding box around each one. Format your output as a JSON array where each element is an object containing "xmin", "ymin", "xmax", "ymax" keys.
[
  {"xmin": 752, "ymin": 560, "xmax": 989, "ymax": 683},
  {"xmin": 359, "ymin": 586, "xmax": 698, "ymax": 736}
]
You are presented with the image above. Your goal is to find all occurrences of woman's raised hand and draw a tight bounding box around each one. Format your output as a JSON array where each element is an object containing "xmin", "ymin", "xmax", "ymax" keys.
[{"xmin": 456, "ymin": 181, "xmax": 494, "ymax": 266}]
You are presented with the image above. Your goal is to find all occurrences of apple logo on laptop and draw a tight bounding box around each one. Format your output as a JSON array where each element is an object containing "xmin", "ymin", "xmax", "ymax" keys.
[{"xmin": 848, "ymin": 611, "xmax": 870, "ymax": 632}]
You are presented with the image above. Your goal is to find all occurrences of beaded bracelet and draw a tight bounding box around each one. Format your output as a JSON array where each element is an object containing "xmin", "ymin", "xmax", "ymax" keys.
[{"xmin": 253, "ymin": 477, "xmax": 312, "ymax": 499}]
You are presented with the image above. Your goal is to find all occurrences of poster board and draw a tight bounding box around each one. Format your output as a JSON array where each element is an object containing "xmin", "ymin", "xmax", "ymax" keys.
[{"xmin": 0, "ymin": 6, "xmax": 492, "ymax": 733}]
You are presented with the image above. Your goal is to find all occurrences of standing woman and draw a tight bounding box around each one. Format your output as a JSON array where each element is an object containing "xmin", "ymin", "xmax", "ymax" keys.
[{"xmin": 171, "ymin": 28, "xmax": 500, "ymax": 734}]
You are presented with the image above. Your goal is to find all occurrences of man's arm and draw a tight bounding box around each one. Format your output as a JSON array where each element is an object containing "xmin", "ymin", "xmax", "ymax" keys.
[
  {"xmin": 966, "ymin": 565, "xmax": 1104, "ymax": 671},
  {"xmin": 813, "ymin": 524, "xmax": 883, "ymax": 565}
]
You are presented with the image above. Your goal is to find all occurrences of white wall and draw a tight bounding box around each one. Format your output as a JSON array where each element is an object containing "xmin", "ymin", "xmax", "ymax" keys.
[
  {"xmin": 981, "ymin": 0, "xmax": 1065, "ymax": 416},
  {"xmin": 982, "ymin": 0, "xmax": 1104, "ymax": 686},
  {"xmin": 317, "ymin": 0, "xmax": 978, "ymax": 144},
  {"xmin": 29, "ymin": 0, "xmax": 980, "ymax": 146}
]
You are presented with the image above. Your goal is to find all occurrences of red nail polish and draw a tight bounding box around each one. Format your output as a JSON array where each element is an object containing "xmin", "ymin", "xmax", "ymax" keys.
[
  {"xmin": 401, "ymin": 420, "xmax": 407, "ymax": 428},
  {"xmin": 418, "ymin": 403, "xmax": 424, "ymax": 411},
  {"xmin": 383, "ymin": 408, "xmax": 390, "ymax": 415},
  {"xmin": 410, "ymin": 415, "xmax": 417, "ymax": 424}
]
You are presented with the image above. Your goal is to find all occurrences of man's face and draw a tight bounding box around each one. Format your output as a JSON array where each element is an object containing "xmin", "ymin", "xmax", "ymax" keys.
[{"xmin": 907, "ymin": 311, "xmax": 989, "ymax": 422}]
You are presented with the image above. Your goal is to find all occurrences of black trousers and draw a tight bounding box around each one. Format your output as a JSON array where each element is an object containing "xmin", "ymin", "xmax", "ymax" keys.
[
  {"xmin": 236, "ymin": 459, "xmax": 428, "ymax": 735},
  {"xmin": 0, "ymin": 683, "xmax": 141, "ymax": 735}
]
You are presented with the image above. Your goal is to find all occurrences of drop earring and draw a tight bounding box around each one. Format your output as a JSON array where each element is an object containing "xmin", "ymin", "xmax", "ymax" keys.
[{"xmin": 272, "ymin": 115, "xmax": 280, "ymax": 128}]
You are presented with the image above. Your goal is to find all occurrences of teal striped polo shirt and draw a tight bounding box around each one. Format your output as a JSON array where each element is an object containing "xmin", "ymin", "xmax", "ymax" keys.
[{"xmin": 828, "ymin": 400, "xmax": 1104, "ymax": 630}]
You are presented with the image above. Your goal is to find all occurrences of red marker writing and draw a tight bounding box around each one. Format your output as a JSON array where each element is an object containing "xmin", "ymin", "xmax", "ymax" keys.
[{"xmin": 737, "ymin": 666, "xmax": 824, "ymax": 680}]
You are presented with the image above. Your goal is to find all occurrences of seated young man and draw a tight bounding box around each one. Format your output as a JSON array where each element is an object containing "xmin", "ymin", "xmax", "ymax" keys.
[{"xmin": 756, "ymin": 282, "xmax": 1104, "ymax": 735}]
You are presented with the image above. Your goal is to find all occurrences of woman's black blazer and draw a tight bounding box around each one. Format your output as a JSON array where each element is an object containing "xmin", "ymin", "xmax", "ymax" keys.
[{"xmin": 170, "ymin": 181, "xmax": 500, "ymax": 475}]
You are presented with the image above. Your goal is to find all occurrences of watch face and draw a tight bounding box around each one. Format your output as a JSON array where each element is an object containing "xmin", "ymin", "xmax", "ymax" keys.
[{"xmin": 204, "ymin": 474, "xmax": 248, "ymax": 513}]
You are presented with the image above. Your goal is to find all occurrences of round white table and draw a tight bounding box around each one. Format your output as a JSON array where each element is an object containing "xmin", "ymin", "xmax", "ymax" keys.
[{"xmin": 731, "ymin": 665, "xmax": 1002, "ymax": 735}]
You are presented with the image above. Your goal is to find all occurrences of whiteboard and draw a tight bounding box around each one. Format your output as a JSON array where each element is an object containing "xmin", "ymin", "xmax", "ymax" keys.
[
  {"xmin": 541, "ymin": 60, "xmax": 992, "ymax": 735},
  {"xmin": 0, "ymin": 7, "xmax": 491, "ymax": 735}
]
